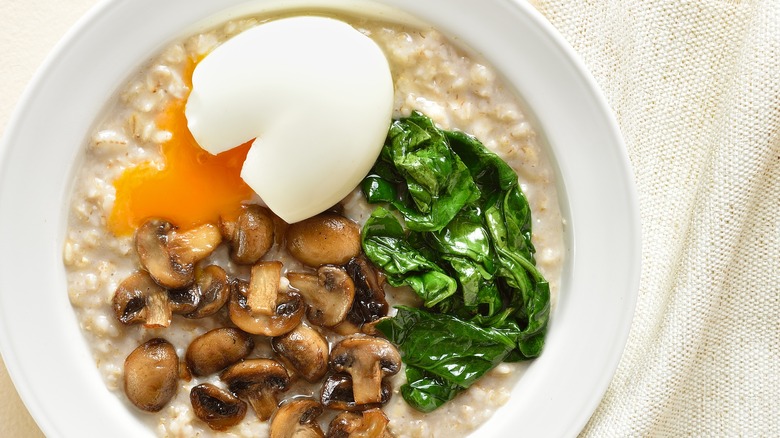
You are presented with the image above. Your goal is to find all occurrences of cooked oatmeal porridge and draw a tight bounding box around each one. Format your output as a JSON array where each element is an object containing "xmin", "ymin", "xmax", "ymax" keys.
[{"xmin": 64, "ymin": 12, "xmax": 564, "ymax": 438}]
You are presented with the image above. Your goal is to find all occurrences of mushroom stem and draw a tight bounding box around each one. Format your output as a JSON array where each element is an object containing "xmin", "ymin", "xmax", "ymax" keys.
[
  {"xmin": 248, "ymin": 261, "xmax": 283, "ymax": 316},
  {"xmin": 351, "ymin": 361, "xmax": 384, "ymax": 405},
  {"xmin": 247, "ymin": 390, "xmax": 279, "ymax": 421},
  {"xmin": 144, "ymin": 287, "xmax": 172, "ymax": 328}
]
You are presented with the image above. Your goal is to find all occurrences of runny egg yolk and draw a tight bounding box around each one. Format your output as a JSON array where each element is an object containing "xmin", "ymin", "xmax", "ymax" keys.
[{"xmin": 108, "ymin": 97, "xmax": 254, "ymax": 236}]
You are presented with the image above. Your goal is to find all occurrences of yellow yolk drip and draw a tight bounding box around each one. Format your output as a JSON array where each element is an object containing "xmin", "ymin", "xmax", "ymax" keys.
[{"xmin": 108, "ymin": 96, "xmax": 254, "ymax": 236}]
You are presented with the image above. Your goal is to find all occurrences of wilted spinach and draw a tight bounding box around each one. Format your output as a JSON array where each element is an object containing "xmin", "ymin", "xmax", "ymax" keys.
[{"xmin": 362, "ymin": 111, "xmax": 550, "ymax": 412}]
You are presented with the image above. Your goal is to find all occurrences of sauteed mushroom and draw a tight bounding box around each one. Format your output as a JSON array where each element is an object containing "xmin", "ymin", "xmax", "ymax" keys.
[
  {"xmin": 345, "ymin": 256, "xmax": 388, "ymax": 325},
  {"xmin": 183, "ymin": 264, "xmax": 231, "ymax": 319},
  {"xmin": 124, "ymin": 338, "xmax": 179, "ymax": 412},
  {"xmin": 221, "ymin": 204, "xmax": 276, "ymax": 264},
  {"xmin": 329, "ymin": 336, "xmax": 401, "ymax": 405},
  {"xmin": 287, "ymin": 265, "xmax": 355, "ymax": 327},
  {"xmin": 228, "ymin": 268, "xmax": 304, "ymax": 336},
  {"xmin": 220, "ymin": 358, "xmax": 290, "ymax": 421},
  {"xmin": 168, "ymin": 286, "xmax": 200, "ymax": 315},
  {"xmin": 272, "ymin": 324, "xmax": 329, "ymax": 383},
  {"xmin": 112, "ymin": 270, "xmax": 171, "ymax": 328},
  {"xmin": 185, "ymin": 327, "xmax": 255, "ymax": 376},
  {"xmin": 320, "ymin": 373, "xmax": 391, "ymax": 411},
  {"xmin": 285, "ymin": 213, "xmax": 360, "ymax": 267},
  {"xmin": 327, "ymin": 409, "xmax": 392, "ymax": 438},
  {"xmin": 269, "ymin": 398, "xmax": 325, "ymax": 438},
  {"xmin": 190, "ymin": 383, "xmax": 247, "ymax": 431},
  {"xmin": 135, "ymin": 219, "xmax": 221, "ymax": 289}
]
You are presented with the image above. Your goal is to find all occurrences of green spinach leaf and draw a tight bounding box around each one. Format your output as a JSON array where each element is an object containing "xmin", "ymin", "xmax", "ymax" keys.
[{"xmin": 362, "ymin": 111, "xmax": 552, "ymax": 410}]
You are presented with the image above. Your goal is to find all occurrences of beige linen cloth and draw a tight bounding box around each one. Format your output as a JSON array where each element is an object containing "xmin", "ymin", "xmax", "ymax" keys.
[{"xmin": 1, "ymin": 0, "xmax": 778, "ymax": 436}]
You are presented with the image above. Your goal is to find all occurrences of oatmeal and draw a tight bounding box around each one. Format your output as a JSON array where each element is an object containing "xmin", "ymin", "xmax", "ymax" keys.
[{"xmin": 64, "ymin": 12, "xmax": 564, "ymax": 438}]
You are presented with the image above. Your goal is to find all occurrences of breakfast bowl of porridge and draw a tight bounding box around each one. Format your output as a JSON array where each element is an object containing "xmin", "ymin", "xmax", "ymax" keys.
[{"xmin": 0, "ymin": 0, "xmax": 640, "ymax": 437}]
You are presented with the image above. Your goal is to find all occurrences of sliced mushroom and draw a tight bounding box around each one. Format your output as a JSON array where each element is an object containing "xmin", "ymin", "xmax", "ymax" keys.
[
  {"xmin": 345, "ymin": 256, "xmax": 389, "ymax": 325},
  {"xmin": 184, "ymin": 265, "xmax": 231, "ymax": 319},
  {"xmin": 220, "ymin": 358, "xmax": 290, "ymax": 421},
  {"xmin": 285, "ymin": 213, "xmax": 360, "ymax": 267},
  {"xmin": 229, "ymin": 279, "xmax": 304, "ymax": 336},
  {"xmin": 329, "ymin": 336, "xmax": 401, "ymax": 405},
  {"xmin": 124, "ymin": 338, "xmax": 179, "ymax": 412},
  {"xmin": 327, "ymin": 409, "xmax": 392, "ymax": 438},
  {"xmin": 185, "ymin": 327, "xmax": 255, "ymax": 376},
  {"xmin": 287, "ymin": 265, "xmax": 355, "ymax": 327},
  {"xmin": 221, "ymin": 204, "xmax": 275, "ymax": 264},
  {"xmin": 135, "ymin": 219, "xmax": 221, "ymax": 289},
  {"xmin": 190, "ymin": 383, "xmax": 247, "ymax": 431},
  {"xmin": 320, "ymin": 373, "xmax": 391, "ymax": 411},
  {"xmin": 329, "ymin": 320, "xmax": 364, "ymax": 337},
  {"xmin": 168, "ymin": 286, "xmax": 200, "ymax": 315},
  {"xmin": 269, "ymin": 398, "xmax": 325, "ymax": 438},
  {"xmin": 168, "ymin": 222, "xmax": 223, "ymax": 264},
  {"xmin": 112, "ymin": 270, "xmax": 171, "ymax": 328},
  {"xmin": 272, "ymin": 324, "xmax": 329, "ymax": 383}
]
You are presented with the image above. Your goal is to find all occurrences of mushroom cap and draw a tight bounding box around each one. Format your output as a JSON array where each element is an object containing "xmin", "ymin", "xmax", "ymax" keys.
[
  {"xmin": 190, "ymin": 383, "xmax": 248, "ymax": 431},
  {"xmin": 272, "ymin": 323, "xmax": 329, "ymax": 383},
  {"xmin": 220, "ymin": 358, "xmax": 290, "ymax": 421},
  {"xmin": 228, "ymin": 279, "xmax": 305, "ymax": 336},
  {"xmin": 112, "ymin": 270, "xmax": 171, "ymax": 328},
  {"xmin": 135, "ymin": 219, "xmax": 221, "ymax": 289},
  {"xmin": 288, "ymin": 265, "xmax": 355, "ymax": 327},
  {"xmin": 320, "ymin": 373, "xmax": 392, "ymax": 411},
  {"xmin": 285, "ymin": 213, "xmax": 361, "ymax": 267},
  {"xmin": 329, "ymin": 335, "xmax": 401, "ymax": 405},
  {"xmin": 327, "ymin": 409, "xmax": 391, "ymax": 438},
  {"xmin": 344, "ymin": 256, "xmax": 389, "ymax": 325},
  {"xmin": 135, "ymin": 219, "xmax": 194, "ymax": 289},
  {"xmin": 185, "ymin": 327, "xmax": 255, "ymax": 377},
  {"xmin": 168, "ymin": 286, "xmax": 200, "ymax": 315},
  {"xmin": 269, "ymin": 398, "xmax": 325, "ymax": 438},
  {"xmin": 221, "ymin": 204, "xmax": 276, "ymax": 265},
  {"xmin": 168, "ymin": 222, "xmax": 222, "ymax": 265},
  {"xmin": 184, "ymin": 264, "xmax": 231, "ymax": 319},
  {"xmin": 123, "ymin": 338, "xmax": 179, "ymax": 412}
]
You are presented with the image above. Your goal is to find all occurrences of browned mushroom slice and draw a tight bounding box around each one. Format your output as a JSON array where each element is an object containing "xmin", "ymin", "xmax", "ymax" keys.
[
  {"xmin": 112, "ymin": 270, "xmax": 171, "ymax": 328},
  {"xmin": 190, "ymin": 383, "xmax": 247, "ymax": 431},
  {"xmin": 271, "ymin": 324, "xmax": 329, "ymax": 383},
  {"xmin": 229, "ymin": 279, "xmax": 304, "ymax": 336},
  {"xmin": 184, "ymin": 265, "xmax": 231, "ymax": 319},
  {"xmin": 135, "ymin": 219, "xmax": 221, "ymax": 289},
  {"xmin": 220, "ymin": 358, "xmax": 290, "ymax": 421},
  {"xmin": 168, "ymin": 286, "xmax": 200, "ymax": 315},
  {"xmin": 327, "ymin": 409, "xmax": 392, "ymax": 438},
  {"xmin": 270, "ymin": 398, "xmax": 325, "ymax": 438},
  {"xmin": 220, "ymin": 204, "xmax": 275, "ymax": 265},
  {"xmin": 124, "ymin": 338, "xmax": 179, "ymax": 412},
  {"xmin": 287, "ymin": 265, "xmax": 355, "ymax": 327},
  {"xmin": 320, "ymin": 373, "xmax": 391, "ymax": 411},
  {"xmin": 345, "ymin": 256, "xmax": 389, "ymax": 325},
  {"xmin": 285, "ymin": 213, "xmax": 361, "ymax": 267},
  {"xmin": 168, "ymin": 223, "xmax": 222, "ymax": 265},
  {"xmin": 330, "ymin": 336, "xmax": 401, "ymax": 405},
  {"xmin": 185, "ymin": 327, "xmax": 255, "ymax": 376},
  {"xmin": 329, "ymin": 320, "xmax": 364, "ymax": 336}
]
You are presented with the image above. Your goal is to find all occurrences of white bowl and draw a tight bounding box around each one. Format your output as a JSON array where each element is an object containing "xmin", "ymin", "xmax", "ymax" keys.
[{"xmin": 0, "ymin": 0, "xmax": 640, "ymax": 436}]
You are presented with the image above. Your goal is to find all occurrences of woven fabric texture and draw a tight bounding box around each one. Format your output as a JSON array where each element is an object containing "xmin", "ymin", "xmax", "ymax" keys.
[{"xmin": 528, "ymin": 0, "xmax": 780, "ymax": 436}]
